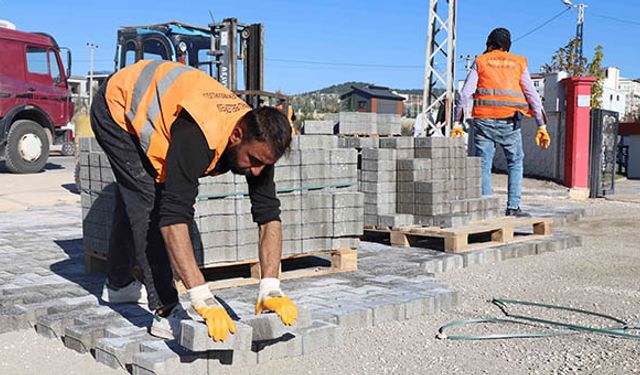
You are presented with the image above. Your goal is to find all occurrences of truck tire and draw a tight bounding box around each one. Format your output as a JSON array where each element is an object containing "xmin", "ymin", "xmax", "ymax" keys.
[{"xmin": 4, "ymin": 119, "xmax": 50, "ymax": 174}]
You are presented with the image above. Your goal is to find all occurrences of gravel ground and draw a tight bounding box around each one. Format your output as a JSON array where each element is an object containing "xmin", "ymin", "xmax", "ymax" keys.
[
  {"xmin": 0, "ymin": 188, "xmax": 638, "ymax": 374},
  {"xmin": 216, "ymin": 199, "xmax": 639, "ymax": 375}
]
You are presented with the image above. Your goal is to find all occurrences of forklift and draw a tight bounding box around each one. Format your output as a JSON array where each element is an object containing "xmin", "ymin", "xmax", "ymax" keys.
[{"xmin": 114, "ymin": 19, "xmax": 293, "ymax": 116}]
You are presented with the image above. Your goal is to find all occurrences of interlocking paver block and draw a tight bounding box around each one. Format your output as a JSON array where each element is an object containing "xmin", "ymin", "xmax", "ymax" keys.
[
  {"xmin": 253, "ymin": 333, "xmax": 303, "ymax": 363},
  {"xmin": 95, "ymin": 332, "xmax": 156, "ymax": 369},
  {"xmin": 179, "ymin": 319, "xmax": 252, "ymax": 352},
  {"xmin": 299, "ymin": 320, "xmax": 343, "ymax": 354}
]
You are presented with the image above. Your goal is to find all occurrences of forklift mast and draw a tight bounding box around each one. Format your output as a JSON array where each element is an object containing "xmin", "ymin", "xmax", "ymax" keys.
[
  {"xmin": 115, "ymin": 19, "xmax": 264, "ymax": 94},
  {"xmin": 114, "ymin": 19, "xmax": 291, "ymax": 121}
]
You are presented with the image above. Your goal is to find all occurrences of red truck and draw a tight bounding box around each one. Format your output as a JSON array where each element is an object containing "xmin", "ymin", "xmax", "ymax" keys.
[{"xmin": 0, "ymin": 25, "xmax": 73, "ymax": 173}]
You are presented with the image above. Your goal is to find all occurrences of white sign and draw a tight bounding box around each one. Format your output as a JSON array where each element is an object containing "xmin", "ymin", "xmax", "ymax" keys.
[
  {"xmin": 220, "ymin": 31, "xmax": 228, "ymax": 46},
  {"xmin": 577, "ymin": 95, "xmax": 591, "ymax": 108}
]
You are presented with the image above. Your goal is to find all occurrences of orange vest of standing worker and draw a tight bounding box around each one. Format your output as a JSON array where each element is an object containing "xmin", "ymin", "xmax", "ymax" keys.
[
  {"xmin": 105, "ymin": 60, "xmax": 251, "ymax": 182},
  {"xmin": 472, "ymin": 50, "xmax": 533, "ymax": 119}
]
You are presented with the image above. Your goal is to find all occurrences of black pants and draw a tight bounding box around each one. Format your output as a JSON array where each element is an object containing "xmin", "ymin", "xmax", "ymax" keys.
[{"xmin": 90, "ymin": 83, "xmax": 178, "ymax": 310}]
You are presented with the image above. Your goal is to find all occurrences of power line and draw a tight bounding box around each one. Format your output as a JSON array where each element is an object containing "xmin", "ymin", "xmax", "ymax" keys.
[
  {"xmin": 513, "ymin": 7, "xmax": 572, "ymax": 43},
  {"xmin": 266, "ymin": 58, "xmax": 424, "ymax": 69},
  {"xmin": 591, "ymin": 12, "xmax": 640, "ymax": 26}
]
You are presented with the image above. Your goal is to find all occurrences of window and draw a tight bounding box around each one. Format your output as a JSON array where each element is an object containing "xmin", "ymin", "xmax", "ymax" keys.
[
  {"xmin": 142, "ymin": 39, "xmax": 169, "ymax": 60},
  {"xmin": 610, "ymin": 95, "xmax": 613, "ymax": 101},
  {"xmin": 49, "ymin": 50, "xmax": 62, "ymax": 82},
  {"xmin": 357, "ymin": 100, "xmax": 368, "ymax": 110},
  {"xmin": 124, "ymin": 42, "xmax": 137, "ymax": 67},
  {"xmin": 26, "ymin": 47, "xmax": 49, "ymax": 74},
  {"xmin": 197, "ymin": 49, "xmax": 214, "ymax": 75},
  {"xmin": 534, "ymin": 81, "xmax": 539, "ymax": 87},
  {"xmin": 617, "ymin": 95, "xmax": 620, "ymax": 101}
]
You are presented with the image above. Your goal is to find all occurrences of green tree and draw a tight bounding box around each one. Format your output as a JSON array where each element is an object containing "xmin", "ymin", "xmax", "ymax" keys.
[
  {"xmin": 542, "ymin": 38, "xmax": 605, "ymax": 109},
  {"xmin": 587, "ymin": 45, "xmax": 605, "ymax": 108},
  {"xmin": 542, "ymin": 38, "xmax": 588, "ymax": 76}
]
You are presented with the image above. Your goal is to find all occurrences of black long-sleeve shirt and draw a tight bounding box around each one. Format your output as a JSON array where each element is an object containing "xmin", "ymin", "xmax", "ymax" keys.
[{"xmin": 158, "ymin": 110, "xmax": 281, "ymax": 228}]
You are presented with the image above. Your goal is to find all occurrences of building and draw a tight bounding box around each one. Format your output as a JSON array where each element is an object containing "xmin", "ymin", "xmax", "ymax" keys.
[
  {"xmin": 340, "ymin": 85, "xmax": 405, "ymax": 115},
  {"xmin": 619, "ymin": 77, "xmax": 640, "ymax": 121},
  {"xmin": 68, "ymin": 71, "xmax": 112, "ymax": 107},
  {"xmin": 394, "ymin": 92, "xmax": 423, "ymax": 118},
  {"xmin": 601, "ymin": 67, "xmax": 627, "ymax": 115},
  {"xmin": 530, "ymin": 73, "xmax": 545, "ymax": 99}
]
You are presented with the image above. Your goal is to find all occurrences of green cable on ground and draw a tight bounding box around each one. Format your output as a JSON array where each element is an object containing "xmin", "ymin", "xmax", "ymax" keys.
[
  {"xmin": 196, "ymin": 182, "xmax": 355, "ymax": 201},
  {"xmin": 437, "ymin": 298, "xmax": 640, "ymax": 341}
]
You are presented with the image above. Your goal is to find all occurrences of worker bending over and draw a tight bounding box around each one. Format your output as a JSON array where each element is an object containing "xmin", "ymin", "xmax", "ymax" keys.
[{"xmin": 91, "ymin": 60, "xmax": 297, "ymax": 341}]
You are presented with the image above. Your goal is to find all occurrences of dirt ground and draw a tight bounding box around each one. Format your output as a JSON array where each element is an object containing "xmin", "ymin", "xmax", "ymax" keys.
[
  {"xmin": 0, "ymin": 164, "xmax": 638, "ymax": 374},
  {"xmin": 0, "ymin": 155, "xmax": 79, "ymax": 211}
]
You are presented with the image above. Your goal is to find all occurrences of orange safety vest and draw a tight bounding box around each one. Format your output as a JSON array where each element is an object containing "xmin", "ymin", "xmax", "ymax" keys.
[
  {"xmin": 105, "ymin": 60, "xmax": 251, "ymax": 182},
  {"xmin": 472, "ymin": 50, "xmax": 533, "ymax": 119}
]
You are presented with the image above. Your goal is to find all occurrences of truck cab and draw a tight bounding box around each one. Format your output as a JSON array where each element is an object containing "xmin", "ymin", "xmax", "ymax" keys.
[{"xmin": 0, "ymin": 25, "xmax": 73, "ymax": 173}]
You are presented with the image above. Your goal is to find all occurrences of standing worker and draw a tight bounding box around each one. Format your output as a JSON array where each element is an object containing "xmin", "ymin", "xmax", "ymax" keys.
[
  {"xmin": 91, "ymin": 60, "xmax": 298, "ymax": 342},
  {"xmin": 453, "ymin": 28, "xmax": 551, "ymax": 217}
]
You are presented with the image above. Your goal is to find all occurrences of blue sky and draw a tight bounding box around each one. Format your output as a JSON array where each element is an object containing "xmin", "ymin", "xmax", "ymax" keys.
[{"xmin": 2, "ymin": 0, "xmax": 639, "ymax": 94}]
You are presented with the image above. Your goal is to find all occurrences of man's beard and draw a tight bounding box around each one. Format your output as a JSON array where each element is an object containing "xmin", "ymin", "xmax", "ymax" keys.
[{"xmin": 218, "ymin": 145, "xmax": 250, "ymax": 176}]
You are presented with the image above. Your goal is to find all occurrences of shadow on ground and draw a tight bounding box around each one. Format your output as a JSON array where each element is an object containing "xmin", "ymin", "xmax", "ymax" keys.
[{"xmin": 50, "ymin": 238, "xmax": 153, "ymax": 331}]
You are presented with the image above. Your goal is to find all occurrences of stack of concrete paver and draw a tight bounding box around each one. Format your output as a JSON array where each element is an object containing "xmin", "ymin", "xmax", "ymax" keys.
[
  {"xmin": 320, "ymin": 112, "xmax": 401, "ymax": 136},
  {"xmin": 339, "ymin": 136, "xmax": 501, "ymax": 228},
  {"xmin": 78, "ymin": 137, "xmax": 115, "ymax": 259},
  {"xmin": 79, "ymin": 135, "xmax": 363, "ymax": 268}
]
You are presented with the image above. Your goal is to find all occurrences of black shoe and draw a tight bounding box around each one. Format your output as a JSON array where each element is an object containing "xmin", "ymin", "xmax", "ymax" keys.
[{"xmin": 505, "ymin": 207, "xmax": 531, "ymax": 217}]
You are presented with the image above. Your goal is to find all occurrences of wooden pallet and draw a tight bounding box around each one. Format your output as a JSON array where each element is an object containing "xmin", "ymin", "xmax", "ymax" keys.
[
  {"xmin": 364, "ymin": 217, "xmax": 552, "ymax": 253},
  {"xmin": 85, "ymin": 248, "xmax": 357, "ymax": 292}
]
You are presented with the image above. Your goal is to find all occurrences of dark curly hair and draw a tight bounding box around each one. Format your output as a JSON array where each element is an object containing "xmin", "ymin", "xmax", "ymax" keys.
[{"xmin": 240, "ymin": 106, "xmax": 292, "ymax": 159}]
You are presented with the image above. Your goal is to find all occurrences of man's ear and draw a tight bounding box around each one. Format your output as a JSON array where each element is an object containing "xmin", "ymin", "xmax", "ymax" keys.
[{"xmin": 229, "ymin": 123, "xmax": 244, "ymax": 146}]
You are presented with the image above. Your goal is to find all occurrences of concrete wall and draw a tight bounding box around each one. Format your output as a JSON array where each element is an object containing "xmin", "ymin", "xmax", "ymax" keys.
[{"xmin": 470, "ymin": 112, "xmax": 566, "ymax": 182}]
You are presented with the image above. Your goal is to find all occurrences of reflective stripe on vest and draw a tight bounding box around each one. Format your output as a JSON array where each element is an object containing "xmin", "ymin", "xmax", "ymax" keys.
[
  {"xmin": 126, "ymin": 62, "xmax": 192, "ymax": 152},
  {"xmin": 473, "ymin": 99, "xmax": 530, "ymax": 110},
  {"xmin": 475, "ymin": 88, "xmax": 525, "ymax": 100}
]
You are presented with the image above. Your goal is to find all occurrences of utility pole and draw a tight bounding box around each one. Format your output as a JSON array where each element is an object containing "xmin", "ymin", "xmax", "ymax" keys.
[
  {"xmin": 86, "ymin": 42, "xmax": 98, "ymax": 107},
  {"xmin": 562, "ymin": 0, "xmax": 587, "ymax": 60}
]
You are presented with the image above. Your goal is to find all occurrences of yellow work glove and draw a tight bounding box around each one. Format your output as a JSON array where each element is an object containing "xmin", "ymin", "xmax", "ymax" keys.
[
  {"xmin": 255, "ymin": 278, "xmax": 298, "ymax": 326},
  {"xmin": 451, "ymin": 123, "xmax": 465, "ymax": 138},
  {"xmin": 535, "ymin": 125, "xmax": 551, "ymax": 149},
  {"xmin": 188, "ymin": 284, "xmax": 237, "ymax": 342}
]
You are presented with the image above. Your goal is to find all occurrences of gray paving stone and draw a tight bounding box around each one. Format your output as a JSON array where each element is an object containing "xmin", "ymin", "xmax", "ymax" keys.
[
  {"xmin": 370, "ymin": 298, "xmax": 407, "ymax": 326},
  {"xmin": 331, "ymin": 305, "xmax": 374, "ymax": 328},
  {"xmin": 179, "ymin": 319, "xmax": 252, "ymax": 352},
  {"xmin": 242, "ymin": 313, "xmax": 293, "ymax": 342},
  {"xmin": 208, "ymin": 349, "xmax": 258, "ymax": 370},
  {"xmin": 64, "ymin": 317, "xmax": 132, "ymax": 354},
  {"xmin": 0, "ymin": 306, "xmax": 29, "ymax": 333},
  {"xmin": 95, "ymin": 332, "xmax": 156, "ymax": 369},
  {"xmin": 132, "ymin": 346, "xmax": 208, "ymax": 375},
  {"xmin": 253, "ymin": 333, "xmax": 303, "ymax": 363},
  {"xmin": 397, "ymin": 294, "xmax": 436, "ymax": 319},
  {"xmin": 299, "ymin": 320, "xmax": 343, "ymax": 354}
]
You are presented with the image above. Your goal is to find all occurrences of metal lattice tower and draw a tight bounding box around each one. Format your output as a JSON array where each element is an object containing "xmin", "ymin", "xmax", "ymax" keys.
[{"xmin": 421, "ymin": 0, "xmax": 457, "ymax": 137}]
